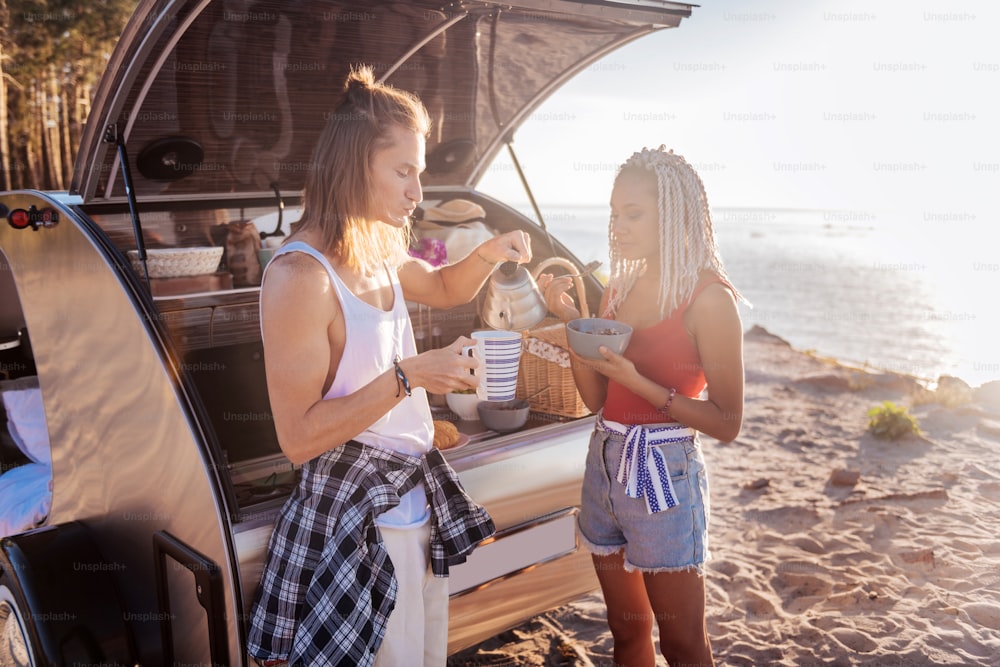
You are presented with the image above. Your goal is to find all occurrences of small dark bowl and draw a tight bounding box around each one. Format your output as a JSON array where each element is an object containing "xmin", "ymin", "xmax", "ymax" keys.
[
  {"xmin": 566, "ymin": 317, "xmax": 633, "ymax": 360},
  {"xmin": 477, "ymin": 399, "xmax": 530, "ymax": 433}
]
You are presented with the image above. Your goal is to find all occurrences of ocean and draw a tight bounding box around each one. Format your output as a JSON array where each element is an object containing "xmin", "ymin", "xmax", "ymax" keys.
[{"xmin": 529, "ymin": 205, "xmax": 1000, "ymax": 390}]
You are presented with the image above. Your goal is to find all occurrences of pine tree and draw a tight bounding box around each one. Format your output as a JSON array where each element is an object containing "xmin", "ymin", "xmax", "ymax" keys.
[
  {"xmin": 1, "ymin": 0, "xmax": 13, "ymax": 190},
  {"xmin": 2, "ymin": 0, "xmax": 137, "ymax": 190}
]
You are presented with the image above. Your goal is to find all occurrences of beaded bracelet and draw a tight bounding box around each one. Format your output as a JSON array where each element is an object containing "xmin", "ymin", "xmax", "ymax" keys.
[
  {"xmin": 657, "ymin": 387, "xmax": 677, "ymax": 419},
  {"xmin": 393, "ymin": 356, "xmax": 412, "ymax": 398}
]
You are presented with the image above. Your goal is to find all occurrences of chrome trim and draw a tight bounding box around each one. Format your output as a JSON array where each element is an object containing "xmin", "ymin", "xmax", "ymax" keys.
[
  {"xmin": 86, "ymin": 190, "xmax": 303, "ymax": 207},
  {"xmin": 48, "ymin": 192, "xmax": 84, "ymax": 206},
  {"xmin": 84, "ymin": 184, "xmax": 462, "ymax": 208},
  {"xmin": 449, "ymin": 508, "xmax": 579, "ymax": 596},
  {"xmin": 102, "ymin": 0, "xmax": 213, "ymax": 200},
  {"xmin": 491, "ymin": 0, "xmax": 692, "ymax": 22},
  {"xmin": 445, "ymin": 416, "xmax": 595, "ymax": 472}
]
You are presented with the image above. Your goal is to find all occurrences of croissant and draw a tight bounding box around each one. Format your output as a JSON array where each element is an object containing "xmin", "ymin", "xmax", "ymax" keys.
[{"xmin": 432, "ymin": 420, "xmax": 461, "ymax": 449}]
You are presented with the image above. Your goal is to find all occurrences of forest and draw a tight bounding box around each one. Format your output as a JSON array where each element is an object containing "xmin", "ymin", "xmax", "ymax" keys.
[{"xmin": 1, "ymin": 0, "xmax": 137, "ymax": 191}]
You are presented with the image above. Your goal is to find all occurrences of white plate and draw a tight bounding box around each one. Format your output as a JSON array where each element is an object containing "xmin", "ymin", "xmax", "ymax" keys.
[{"xmin": 438, "ymin": 432, "xmax": 471, "ymax": 452}]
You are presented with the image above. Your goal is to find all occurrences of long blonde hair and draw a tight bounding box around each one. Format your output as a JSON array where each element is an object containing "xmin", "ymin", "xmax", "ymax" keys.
[
  {"xmin": 295, "ymin": 65, "xmax": 430, "ymax": 273},
  {"xmin": 604, "ymin": 146, "xmax": 742, "ymax": 319}
]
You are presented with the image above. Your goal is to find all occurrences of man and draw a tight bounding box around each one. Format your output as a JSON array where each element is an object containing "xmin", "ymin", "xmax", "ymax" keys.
[{"xmin": 247, "ymin": 65, "xmax": 530, "ymax": 666}]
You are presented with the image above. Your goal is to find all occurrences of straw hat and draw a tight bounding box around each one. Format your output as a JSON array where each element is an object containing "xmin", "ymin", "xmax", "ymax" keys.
[
  {"xmin": 414, "ymin": 199, "xmax": 493, "ymax": 262},
  {"xmin": 420, "ymin": 199, "xmax": 486, "ymax": 224}
]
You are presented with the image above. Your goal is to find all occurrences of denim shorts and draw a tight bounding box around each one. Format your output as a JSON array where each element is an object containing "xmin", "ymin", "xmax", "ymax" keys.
[{"xmin": 577, "ymin": 426, "xmax": 711, "ymax": 573}]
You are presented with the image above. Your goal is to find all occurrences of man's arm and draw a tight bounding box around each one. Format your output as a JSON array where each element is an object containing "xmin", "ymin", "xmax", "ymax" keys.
[
  {"xmin": 261, "ymin": 254, "xmax": 482, "ymax": 465},
  {"xmin": 399, "ymin": 230, "xmax": 531, "ymax": 308}
]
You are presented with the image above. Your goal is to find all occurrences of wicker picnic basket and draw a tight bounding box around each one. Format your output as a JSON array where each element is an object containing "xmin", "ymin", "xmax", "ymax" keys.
[
  {"xmin": 516, "ymin": 258, "xmax": 593, "ymax": 419},
  {"xmin": 127, "ymin": 246, "xmax": 224, "ymax": 278}
]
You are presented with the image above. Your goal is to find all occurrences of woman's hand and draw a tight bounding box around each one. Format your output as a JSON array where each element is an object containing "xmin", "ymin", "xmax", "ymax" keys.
[
  {"xmin": 401, "ymin": 337, "xmax": 480, "ymax": 394},
  {"xmin": 570, "ymin": 345, "xmax": 636, "ymax": 385},
  {"xmin": 537, "ymin": 273, "xmax": 581, "ymax": 321}
]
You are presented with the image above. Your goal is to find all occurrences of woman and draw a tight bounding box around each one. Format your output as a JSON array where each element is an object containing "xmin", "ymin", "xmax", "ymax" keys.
[
  {"xmin": 539, "ymin": 146, "xmax": 744, "ymax": 666},
  {"xmin": 247, "ymin": 66, "xmax": 529, "ymax": 666}
]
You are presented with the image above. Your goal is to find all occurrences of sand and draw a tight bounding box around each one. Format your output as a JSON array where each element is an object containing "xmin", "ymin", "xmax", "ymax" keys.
[{"xmin": 448, "ymin": 326, "xmax": 1000, "ymax": 666}]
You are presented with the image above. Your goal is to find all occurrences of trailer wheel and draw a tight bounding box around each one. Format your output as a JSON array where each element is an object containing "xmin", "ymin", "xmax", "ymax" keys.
[{"xmin": 0, "ymin": 521, "xmax": 137, "ymax": 665}]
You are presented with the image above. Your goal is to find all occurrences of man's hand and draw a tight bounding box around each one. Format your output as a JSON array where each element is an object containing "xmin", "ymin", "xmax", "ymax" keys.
[
  {"xmin": 401, "ymin": 337, "xmax": 481, "ymax": 394},
  {"xmin": 476, "ymin": 230, "xmax": 532, "ymax": 264}
]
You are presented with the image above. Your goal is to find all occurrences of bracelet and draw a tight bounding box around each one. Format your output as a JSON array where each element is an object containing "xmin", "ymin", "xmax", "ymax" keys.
[
  {"xmin": 393, "ymin": 356, "xmax": 412, "ymax": 398},
  {"xmin": 476, "ymin": 250, "xmax": 496, "ymax": 266},
  {"xmin": 657, "ymin": 387, "xmax": 677, "ymax": 419}
]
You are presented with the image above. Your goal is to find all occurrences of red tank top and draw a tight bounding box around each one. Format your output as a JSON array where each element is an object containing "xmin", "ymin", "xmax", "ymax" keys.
[{"xmin": 602, "ymin": 276, "xmax": 732, "ymax": 425}]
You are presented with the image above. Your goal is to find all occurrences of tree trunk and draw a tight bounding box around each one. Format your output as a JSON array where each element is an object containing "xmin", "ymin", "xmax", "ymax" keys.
[
  {"xmin": 46, "ymin": 64, "xmax": 63, "ymax": 189},
  {"xmin": 72, "ymin": 81, "xmax": 90, "ymax": 170},
  {"xmin": 0, "ymin": 42, "xmax": 10, "ymax": 191},
  {"xmin": 61, "ymin": 77, "xmax": 73, "ymax": 186},
  {"xmin": 0, "ymin": 0, "xmax": 8, "ymax": 190},
  {"xmin": 37, "ymin": 79, "xmax": 50, "ymax": 188},
  {"xmin": 26, "ymin": 82, "xmax": 42, "ymax": 187}
]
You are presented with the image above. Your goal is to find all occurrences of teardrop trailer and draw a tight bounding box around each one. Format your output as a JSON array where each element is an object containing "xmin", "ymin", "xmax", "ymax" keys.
[{"xmin": 0, "ymin": 1, "xmax": 694, "ymax": 663}]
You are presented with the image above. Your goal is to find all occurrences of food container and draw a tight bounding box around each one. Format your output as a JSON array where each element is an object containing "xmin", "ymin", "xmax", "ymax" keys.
[
  {"xmin": 566, "ymin": 317, "xmax": 633, "ymax": 360},
  {"xmin": 477, "ymin": 398, "xmax": 530, "ymax": 433},
  {"xmin": 445, "ymin": 391, "xmax": 482, "ymax": 421}
]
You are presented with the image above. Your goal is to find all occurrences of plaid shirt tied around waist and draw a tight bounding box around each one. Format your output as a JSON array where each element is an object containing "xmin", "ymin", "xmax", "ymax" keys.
[
  {"xmin": 247, "ymin": 441, "xmax": 495, "ymax": 667},
  {"xmin": 597, "ymin": 414, "xmax": 696, "ymax": 514}
]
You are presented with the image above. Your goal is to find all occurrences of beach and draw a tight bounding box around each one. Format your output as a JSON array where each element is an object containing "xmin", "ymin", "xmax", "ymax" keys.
[{"xmin": 448, "ymin": 325, "xmax": 1000, "ymax": 666}]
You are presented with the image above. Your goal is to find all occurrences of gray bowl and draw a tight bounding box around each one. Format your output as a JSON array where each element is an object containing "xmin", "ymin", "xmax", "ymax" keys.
[
  {"xmin": 566, "ymin": 318, "xmax": 633, "ymax": 359},
  {"xmin": 477, "ymin": 399, "xmax": 530, "ymax": 433}
]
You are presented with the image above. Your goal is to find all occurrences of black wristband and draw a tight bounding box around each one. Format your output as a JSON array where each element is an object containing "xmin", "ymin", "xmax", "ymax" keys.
[{"xmin": 393, "ymin": 356, "xmax": 412, "ymax": 398}]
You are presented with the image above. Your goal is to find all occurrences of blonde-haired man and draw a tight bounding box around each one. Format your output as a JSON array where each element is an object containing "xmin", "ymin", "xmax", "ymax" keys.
[{"xmin": 248, "ymin": 65, "xmax": 530, "ymax": 666}]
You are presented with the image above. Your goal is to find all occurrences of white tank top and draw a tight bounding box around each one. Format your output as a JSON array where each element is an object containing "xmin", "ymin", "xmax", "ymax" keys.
[{"xmin": 265, "ymin": 241, "xmax": 432, "ymax": 527}]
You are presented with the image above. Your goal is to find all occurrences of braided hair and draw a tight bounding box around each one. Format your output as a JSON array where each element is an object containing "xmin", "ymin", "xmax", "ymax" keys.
[{"xmin": 604, "ymin": 146, "xmax": 742, "ymax": 320}]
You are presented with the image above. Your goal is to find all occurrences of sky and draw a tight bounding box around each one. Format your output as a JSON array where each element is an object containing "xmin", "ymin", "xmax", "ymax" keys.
[{"xmin": 478, "ymin": 0, "xmax": 999, "ymax": 220}]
